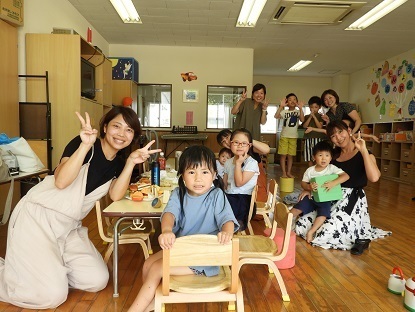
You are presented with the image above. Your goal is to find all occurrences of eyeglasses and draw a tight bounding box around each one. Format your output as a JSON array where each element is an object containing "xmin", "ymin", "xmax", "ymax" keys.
[{"xmin": 231, "ymin": 141, "xmax": 250, "ymax": 147}]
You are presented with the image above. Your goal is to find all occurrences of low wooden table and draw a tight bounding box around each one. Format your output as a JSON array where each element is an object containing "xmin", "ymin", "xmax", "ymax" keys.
[{"xmin": 103, "ymin": 186, "xmax": 173, "ymax": 297}]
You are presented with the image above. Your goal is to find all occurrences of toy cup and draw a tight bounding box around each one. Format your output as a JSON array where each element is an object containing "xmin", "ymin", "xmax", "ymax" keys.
[
  {"xmin": 388, "ymin": 267, "xmax": 406, "ymax": 295},
  {"xmin": 404, "ymin": 277, "xmax": 415, "ymax": 311}
]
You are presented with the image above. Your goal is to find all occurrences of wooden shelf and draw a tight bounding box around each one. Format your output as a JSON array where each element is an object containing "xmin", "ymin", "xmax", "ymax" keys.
[
  {"xmin": 362, "ymin": 121, "xmax": 415, "ymax": 184},
  {"xmin": 26, "ymin": 34, "xmax": 112, "ymax": 168}
]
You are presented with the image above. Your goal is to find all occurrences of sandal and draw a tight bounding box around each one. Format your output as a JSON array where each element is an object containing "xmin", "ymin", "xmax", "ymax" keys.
[{"xmin": 350, "ymin": 238, "xmax": 370, "ymax": 255}]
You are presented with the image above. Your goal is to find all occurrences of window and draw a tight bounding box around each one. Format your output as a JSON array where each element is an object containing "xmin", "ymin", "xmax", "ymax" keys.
[
  {"xmin": 137, "ymin": 84, "xmax": 172, "ymax": 128},
  {"xmin": 207, "ymin": 85, "xmax": 245, "ymax": 129}
]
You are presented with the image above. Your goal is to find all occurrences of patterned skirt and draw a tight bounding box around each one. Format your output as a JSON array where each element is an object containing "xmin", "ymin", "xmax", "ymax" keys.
[{"xmin": 294, "ymin": 187, "xmax": 391, "ymax": 250}]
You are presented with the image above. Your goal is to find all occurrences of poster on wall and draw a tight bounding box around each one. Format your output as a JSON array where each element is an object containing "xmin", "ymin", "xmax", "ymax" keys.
[{"xmin": 368, "ymin": 59, "xmax": 415, "ymax": 119}]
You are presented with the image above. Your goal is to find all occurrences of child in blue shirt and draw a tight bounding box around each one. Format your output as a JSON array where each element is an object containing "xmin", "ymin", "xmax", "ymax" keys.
[{"xmin": 130, "ymin": 145, "xmax": 239, "ymax": 312}]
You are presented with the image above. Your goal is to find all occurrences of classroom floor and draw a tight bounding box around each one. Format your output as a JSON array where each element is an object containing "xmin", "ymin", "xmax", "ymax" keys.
[{"xmin": 0, "ymin": 163, "xmax": 414, "ymax": 311}]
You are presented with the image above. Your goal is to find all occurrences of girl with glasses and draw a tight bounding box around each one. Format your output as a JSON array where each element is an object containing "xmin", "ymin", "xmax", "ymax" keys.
[{"xmin": 223, "ymin": 128, "xmax": 260, "ymax": 230}]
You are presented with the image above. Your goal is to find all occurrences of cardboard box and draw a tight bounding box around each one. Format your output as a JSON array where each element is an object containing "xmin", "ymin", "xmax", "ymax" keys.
[
  {"xmin": 395, "ymin": 132, "xmax": 406, "ymax": 141},
  {"xmin": 0, "ymin": 0, "xmax": 23, "ymax": 26},
  {"xmin": 310, "ymin": 174, "xmax": 342, "ymax": 202},
  {"xmin": 109, "ymin": 57, "xmax": 138, "ymax": 83}
]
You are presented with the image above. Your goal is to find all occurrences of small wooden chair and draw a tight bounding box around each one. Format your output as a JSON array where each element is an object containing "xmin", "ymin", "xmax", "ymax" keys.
[
  {"xmin": 238, "ymin": 202, "xmax": 293, "ymax": 302},
  {"xmin": 154, "ymin": 234, "xmax": 244, "ymax": 312},
  {"xmin": 240, "ymin": 185, "xmax": 258, "ymax": 235},
  {"xmin": 95, "ymin": 200, "xmax": 152, "ymax": 263},
  {"xmin": 256, "ymin": 179, "xmax": 278, "ymax": 228}
]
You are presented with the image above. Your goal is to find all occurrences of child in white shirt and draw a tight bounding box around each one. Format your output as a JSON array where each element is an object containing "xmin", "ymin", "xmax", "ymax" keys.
[
  {"xmin": 216, "ymin": 147, "xmax": 232, "ymax": 178},
  {"xmin": 291, "ymin": 140, "xmax": 349, "ymax": 243}
]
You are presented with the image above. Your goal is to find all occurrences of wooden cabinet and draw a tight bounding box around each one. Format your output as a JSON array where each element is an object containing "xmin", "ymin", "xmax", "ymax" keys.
[
  {"xmin": 362, "ymin": 121, "xmax": 415, "ymax": 184},
  {"xmin": 25, "ymin": 34, "xmax": 112, "ymax": 168},
  {"xmin": 112, "ymin": 80, "xmax": 138, "ymax": 112},
  {"xmin": 0, "ymin": 19, "xmax": 21, "ymax": 212}
]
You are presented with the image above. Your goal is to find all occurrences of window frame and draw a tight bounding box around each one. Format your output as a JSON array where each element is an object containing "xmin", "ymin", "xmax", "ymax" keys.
[
  {"xmin": 137, "ymin": 83, "xmax": 172, "ymax": 128},
  {"xmin": 206, "ymin": 85, "xmax": 246, "ymax": 130}
]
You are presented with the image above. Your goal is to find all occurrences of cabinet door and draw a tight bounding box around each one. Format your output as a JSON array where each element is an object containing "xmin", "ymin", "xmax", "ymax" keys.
[{"xmin": 81, "ymin": 98, "xmax": 103, "ymax": 129}]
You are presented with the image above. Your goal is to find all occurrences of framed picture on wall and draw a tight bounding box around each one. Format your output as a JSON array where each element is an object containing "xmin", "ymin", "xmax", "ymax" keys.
[{"xmin": 183, "ymin": 89, "xmax": 199, "ymax": 102}]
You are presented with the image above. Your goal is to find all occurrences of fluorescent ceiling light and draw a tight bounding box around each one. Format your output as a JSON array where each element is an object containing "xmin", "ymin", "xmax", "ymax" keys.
[
  {"xmin": 236, "ymin": 0, "xmax": 267, "ymax": 27},
  {"xmin": 110, "ymin": 0, "xmax": 142, "ymax": 24},
  {"xmin": 346, "ymin": 0, "xmax": 407, "ymax": 30},
  {"xmin": 287, "ymin": 60, "xmax": 313, "ymax": 72}
]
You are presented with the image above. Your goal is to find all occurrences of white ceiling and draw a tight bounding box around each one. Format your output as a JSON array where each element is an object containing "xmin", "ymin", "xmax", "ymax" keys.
[{"xmin": 67, "ymin": 0, "xmax": 415, "ymax": 77}]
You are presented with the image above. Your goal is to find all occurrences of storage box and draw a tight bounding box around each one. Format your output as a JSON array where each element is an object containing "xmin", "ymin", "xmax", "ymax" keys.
[
  {"xmin": 109, "ymin": 57, "xmax": 138, "ymax": 83},
  {"xmin": 395, "ymin": 132, "xmax": 406, "ymax": 141},
  {"xmin": 310, "ymin": 174, "xmax": 342, "ymax": 202},
  {"xmin": 0, "ymin": 0, "xmax": 24, "ymax": 26}
]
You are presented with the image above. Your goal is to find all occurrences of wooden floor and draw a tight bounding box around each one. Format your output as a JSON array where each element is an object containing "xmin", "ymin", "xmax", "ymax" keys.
[{"xmin": 0, "ymin": 163, "xmax": 414, "ymax": 312}]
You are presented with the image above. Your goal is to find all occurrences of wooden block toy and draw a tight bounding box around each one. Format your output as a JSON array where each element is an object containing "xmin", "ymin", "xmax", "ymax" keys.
[{"xmin": 310, "ymin": 174, "xmax": 343, "ymax": 202}]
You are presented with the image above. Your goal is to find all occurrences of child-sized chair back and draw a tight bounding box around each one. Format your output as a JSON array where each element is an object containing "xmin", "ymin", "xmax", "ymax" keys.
[{"xmin": 156, "ymin": 234, "xmax": 244, "ymax": 311}]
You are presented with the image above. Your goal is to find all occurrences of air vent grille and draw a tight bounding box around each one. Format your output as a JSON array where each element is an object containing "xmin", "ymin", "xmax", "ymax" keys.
[{"xmin": 270, "ymin": 0, "xmax": 365, "ymax": 25}]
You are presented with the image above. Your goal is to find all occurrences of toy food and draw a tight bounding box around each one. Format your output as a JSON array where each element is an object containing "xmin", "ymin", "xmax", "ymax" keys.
[
  {"xmin": 139, "ymin": 177, "xmax": 150, "ymax": 184},
  {"xmin": 131, "ymin": 191, "xmax": 144, "ymax": 201}
]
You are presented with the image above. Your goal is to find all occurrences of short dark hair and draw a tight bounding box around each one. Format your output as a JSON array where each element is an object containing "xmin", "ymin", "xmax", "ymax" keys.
[
  {"xmin": 321, "ymin": 89, "xmax": 340, "ymax": 108},
  {"xmin": 252, "ymin": 83, "xmax": 266, "ymax": 96},
  {"xmin": 286, "ymin": 93, "xmax": 298, "ymax": 101},
  {"xmin": 308, "ymin": 96, "xmax": 322, "ymax": 107},
  {"xmin": 99, "ymin": 106, "xmax": 141, "ymax": 143},
  {"xmin": 312, "ymin": 140, "xmax": 333, "ymax": 157},
  {"xmin": 218, "ymin": 147, "xmax": 232, "ymax": 157},
  {"xmin": 216, "ymin": 129, "xmax": 233, "ymax": 145}
]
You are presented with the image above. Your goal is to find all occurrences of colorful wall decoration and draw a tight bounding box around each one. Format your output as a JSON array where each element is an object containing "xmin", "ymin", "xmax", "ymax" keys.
[{"xmin": 368, "ymin": 59, "xmax": 415, "ymax": 120}]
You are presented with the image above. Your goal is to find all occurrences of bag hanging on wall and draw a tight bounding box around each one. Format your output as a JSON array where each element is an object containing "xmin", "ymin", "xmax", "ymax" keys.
[
  {"xmin": 0, "ymin": 153, "xmax": 14, "ymax": 226},
  {"xmin": 0, "ymin": 135, "xmax": 44, "ymax": 173}
]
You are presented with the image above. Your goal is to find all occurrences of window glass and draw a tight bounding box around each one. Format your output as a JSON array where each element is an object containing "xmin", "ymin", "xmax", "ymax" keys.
[
  {"xmin": 138, "ymin": 84, "xmax": 172, "ymax": 128},
  {"xmin": 207, "ymin": 85, "xmax": 246, "ymax": 129}
]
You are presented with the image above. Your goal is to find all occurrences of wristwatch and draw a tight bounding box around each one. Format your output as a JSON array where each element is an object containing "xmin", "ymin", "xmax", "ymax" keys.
[{"xmin": 262, "ymin": 110, "xmax": 268, "ymax": 115}]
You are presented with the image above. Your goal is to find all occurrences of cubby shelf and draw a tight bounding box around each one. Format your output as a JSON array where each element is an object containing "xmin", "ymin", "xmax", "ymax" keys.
[{"xmin": 362, "ymin": 121, "xmax": 414, "ymax": 184}]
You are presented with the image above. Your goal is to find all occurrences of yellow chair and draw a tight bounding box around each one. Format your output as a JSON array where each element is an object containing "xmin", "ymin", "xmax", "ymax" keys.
[
  {"xmin": 238, "ymin": 202, "xmax": 293, "ymax": 302},
  {"xmin": 240, "ymin": 185, "xmax": 258, "ymax": 235},
  {"xmin": 95, "ymin": 200, "xmax": 152, "ymax": 263},
  {"xmin": 256, "ymin": 179, "xmax": 278, "ymax": 228},
  {"xmin": 154, "ymin": 234, "xmax": 244, "ymax": 312}
]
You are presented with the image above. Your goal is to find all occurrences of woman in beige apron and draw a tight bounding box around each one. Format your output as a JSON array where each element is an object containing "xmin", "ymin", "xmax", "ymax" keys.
[{"xmin": 0, "ymin": 107, "xmax": 160, "ymax": 309}]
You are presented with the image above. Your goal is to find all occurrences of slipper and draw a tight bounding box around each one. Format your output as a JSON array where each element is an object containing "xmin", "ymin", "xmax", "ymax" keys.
[{"xmin": 350, "ymin": 238, "xmax": 370, "ymax": 255}]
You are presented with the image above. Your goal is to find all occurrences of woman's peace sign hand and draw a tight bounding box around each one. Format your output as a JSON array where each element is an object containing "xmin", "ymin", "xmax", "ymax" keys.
[
  {"xmin": 354, "ymin": 131, "xmax": 367, "ymax": 152},
  {"xmin": 76, "ymin": 112, "xmax": 98, "ymax": 146},
  {"xmin": 129, "ymin": 140, "xmax": 162, "ymax": 164}
]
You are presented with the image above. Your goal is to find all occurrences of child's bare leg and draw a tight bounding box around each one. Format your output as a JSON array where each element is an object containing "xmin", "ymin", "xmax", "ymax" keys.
[
  {"xmin": 141, "ymin": 250, "xmax": 163, "ymax": 281},
  {"xmin": 286, "ymin": 155, "xmax": 294, "ymax": 178},
  {"xmin": 280, "ymin": 154, "xmax": 287, "ymax": 177},
  {"xmin": 128, "ymin": 258, "xmax": 193, "ymax": 312},
  {"xmin": 290, "ymin": 207, "xmax": 302, "ymax": 218},
  {"xmin": 306, "ymin": 216, "xmax": 326, "ymax": 243}
]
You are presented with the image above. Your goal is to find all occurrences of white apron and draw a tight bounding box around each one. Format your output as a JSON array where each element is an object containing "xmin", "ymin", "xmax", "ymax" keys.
[{"xmin": 0, "ymin": 160, "xmax": 112, "ymax": 309}]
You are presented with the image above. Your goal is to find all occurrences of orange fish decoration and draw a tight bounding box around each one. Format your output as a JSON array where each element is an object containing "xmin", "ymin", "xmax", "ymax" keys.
[{"xmin": 181, "ymin": 72, "xmax": 197, "ymax": 82}]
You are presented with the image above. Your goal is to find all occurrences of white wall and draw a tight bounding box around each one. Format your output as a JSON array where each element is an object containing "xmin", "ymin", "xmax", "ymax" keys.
[
  {"xmin": 252, "ymin": 75, "xmax": 333, "ymax": 105},
  {"xmin": 110, "ymin": 45, "xmax": 253, "ymax": 130},
  {"xmin": 350, "ymin": 48, "xmax": 415, "ymax": 123}
]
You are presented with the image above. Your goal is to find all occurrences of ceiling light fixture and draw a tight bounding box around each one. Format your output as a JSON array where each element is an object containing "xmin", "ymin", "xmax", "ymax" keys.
[
  {"xmin": 236, "ymin": 0, "xmax": 267, "ymax": 27},
  {"xmin": 110, "ymin": 0, "xmax": 142, "ymax": 24},
  {"xmin": 287, "ymin": 60, "xmax": 312, "ymax": 72},
  {"xmin": 345, "ymin": 0, "xmax": 407, "ymax": 30}
]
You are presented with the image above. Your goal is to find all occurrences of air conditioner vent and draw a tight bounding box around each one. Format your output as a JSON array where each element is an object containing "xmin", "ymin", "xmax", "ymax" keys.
[{"xmin": 270, "ymin": 0, "xmax": 365, "ymax": 25}]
